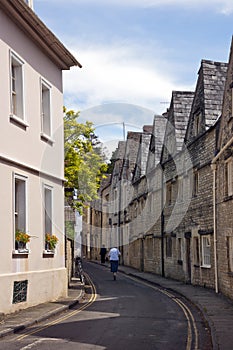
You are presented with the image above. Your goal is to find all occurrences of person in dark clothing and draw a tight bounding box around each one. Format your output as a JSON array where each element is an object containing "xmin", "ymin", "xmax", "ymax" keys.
[{"xmin": 100, "ymin": 244, "xmax": 107, "ymax": 264}]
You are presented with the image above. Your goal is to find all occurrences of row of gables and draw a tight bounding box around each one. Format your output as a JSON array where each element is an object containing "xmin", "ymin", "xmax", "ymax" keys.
[{"xmin": 83, "ymin": 37, "xmax": 233, "ymax": 300}]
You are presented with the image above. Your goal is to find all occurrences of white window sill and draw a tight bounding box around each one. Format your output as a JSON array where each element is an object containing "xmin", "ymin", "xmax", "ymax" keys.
[
  {"xmin": 43, "ymin": 249, "xmax": 55, "ymax": 255},
  {"xmin": 201, "ymin": 265, "xmax": 211, "ymax": 269},
  {"xmin": 10, "ymin": 114, "xmax": 29, "ymax": 128},
  {"xmin": 40, "ymin": 132, "xmax": 54, "ymax": 144},
  {"xmin": 12, "ymin": 249, "xmax": 29, "ymax": 255}
]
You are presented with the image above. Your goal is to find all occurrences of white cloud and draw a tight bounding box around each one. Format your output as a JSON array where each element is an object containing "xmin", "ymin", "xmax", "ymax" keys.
[
  {"xmin": 41, "ymin": 0, "xmax": 233, "ymax": 14},
  {"xmin": 63, "ymin": 43, "xmax": 193, "ymax": 118}
]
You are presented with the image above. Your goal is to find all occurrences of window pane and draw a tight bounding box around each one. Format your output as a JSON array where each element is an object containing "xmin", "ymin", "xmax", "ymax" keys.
[
  {"xmin": 202, "ymin": 236, "xmax": 210, "ymax": 267},
  {"xmin": 41, "ymin": 82, "xmax": 51, "ymax": 136},
  {"xmin": 44, "ymin": 187, "xmax": 52, "ymax": 234},
  {"xmin": 11, "ymin": 54, "xmax": 24, "ymax": 119},
  {"xmin": 15, "ymin": 178, "xmax": 26, "ymax": 232}
]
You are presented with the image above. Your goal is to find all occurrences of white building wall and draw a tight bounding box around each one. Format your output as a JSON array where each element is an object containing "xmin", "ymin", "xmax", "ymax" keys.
[{"xmin": 0, "ymin": 7, "xmax": 67, "ymax": 314}]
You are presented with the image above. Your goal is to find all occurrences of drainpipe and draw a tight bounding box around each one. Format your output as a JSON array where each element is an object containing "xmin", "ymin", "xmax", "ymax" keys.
[
  {"xmin": 211, "ymin": 134, "xmax": 233, "ymax": 293},
  {"xmin": 118, "ymin": 178, "xmax": 122, "ymax": 254},
  {"xmin": 211, "ymin": 163, "xmax": 218, "ymax": 293},
  {"xmin": 161, "ymin": 165, "xmax": 165, "ymax": 277}
]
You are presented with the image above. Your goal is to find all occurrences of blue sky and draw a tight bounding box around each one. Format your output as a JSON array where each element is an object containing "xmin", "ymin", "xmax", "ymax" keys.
[{"xmin": 34, "ymin": 0, "xmax": 233, "ymax": 155}]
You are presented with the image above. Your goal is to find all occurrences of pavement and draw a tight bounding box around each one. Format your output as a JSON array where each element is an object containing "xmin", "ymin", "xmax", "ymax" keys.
[
  {"xmin": 0, "ymin": 277, "xmax": 85, "ymax": 339},
  {"xmin": 1, "ymin": 262, "xmax": 233, "ymax": 350}
]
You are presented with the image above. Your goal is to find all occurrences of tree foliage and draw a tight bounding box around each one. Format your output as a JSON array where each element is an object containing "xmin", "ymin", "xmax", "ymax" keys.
[
  {"xmin": 64, "ymin": 107, "xmax": 108, "ymax": 213},
  {"xmin": 106, "ymin": 149, "xmax": 118, "ymax": 174}
]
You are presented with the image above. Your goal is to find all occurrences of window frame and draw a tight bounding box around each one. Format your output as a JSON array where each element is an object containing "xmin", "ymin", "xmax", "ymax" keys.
[
  {"xmin": 201, "ymin": 235, "xmax": 211, "ymax": 268},
  {"xmin": 13, "ymin": 173, "xmax": 28, "ymax": 253},
  {"xmin": 192, "ymin": 170, "xmax": 199, "ymax": 197},
  {"xmin": 166, "ymin": 182, "xmax": 172, "ymax": 206},
  {"xmin": 113, "ymin": 188, "xmax": 118, "ymax": 216},
  {"xmin": 166, "ymin": 236, "xmax": 172, "ymax": 258},
  {"xmin": 40, "ymin": 78, "xmax": 52, "ymax": 141},
  {"xmin": 177, "ymin": 176, "xmax": 184, "ymax": 203},
  {"xmin": 225, "ymin": 158, "xmax": 233, "ymax": 197},
  {"xmin": 10, "ymin": 51, "xmax": 27, "ymax": 126},
  {"xmin": 177, "ymin": 237, "xmax": 183, "ymax": 262},
  {"xmin": 43, "ymin": 184, "xmax": 54, "ymax": 252},
  {"xmin": 227, "ymin": 236, "xmax": 233, "ymax": 272}
]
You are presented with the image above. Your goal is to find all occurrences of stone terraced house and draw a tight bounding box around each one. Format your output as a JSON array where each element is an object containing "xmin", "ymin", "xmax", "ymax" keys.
[
  {"xmin": 84, "ymin": 38, "xmax": 233, "ymax": 301},
  {"xmin": 161, "ymin": 61, "xmax": 227, "ymax": 287},
  {"xmin": 213, "ymin": 38, "xmax": 233, "ymax": 299}
]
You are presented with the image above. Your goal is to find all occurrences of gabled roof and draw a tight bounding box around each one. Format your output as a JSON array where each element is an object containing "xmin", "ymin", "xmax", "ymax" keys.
[
  {"xmin": 121, "ymin": 132, "xmax": 142, "ymax": 181},
  {"xmin": 111, "ymin": 141, "xmax": 126, "ymax": 185},
  {"xmin": 185, "ymin": 60, "xmax": 227, "ymax": 145},
  {"xmin": 217, "ymin": 37, "xmax": 233, "ymax": 151},
  {"xmin": 161, "ymin": 91, "xmax": 194, "ymax": 163},
  {"xmin": 0, "ymin": 0, "xmax": 81, "ymax": 69},
  {"xmin": 146, "ymin": 115, "xmax": 167, "ymax": 174},
  {"xmin": 133, "ymin": 131, "xmax": 152, "ymax": 182}
]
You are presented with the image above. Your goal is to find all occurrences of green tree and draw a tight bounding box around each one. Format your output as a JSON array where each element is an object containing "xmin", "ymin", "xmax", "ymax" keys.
[
  {"xmin": 64, "ymin": 107, "xmax": 107, "ymax": 213},
  {"xmin": 106, "ymin": 148, "xmax": 118, "ymax": 174}
]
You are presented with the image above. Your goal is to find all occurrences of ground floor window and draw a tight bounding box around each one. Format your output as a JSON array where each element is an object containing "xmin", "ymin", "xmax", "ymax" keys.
[
  {"xmin": 166, "ymin": 236, "xmax": 172, "ymax": 258},
  {"xmin": 227, "ymin": 236, "xmax": 233, "ymax": 272},
  {"xmin": 146, "ymin": 238, "xmax": 153, "ymax": 259},
  {"xmin": 14, "ymin": 174, "xmax": 28, "ymax": 252},
  {"xmin": 177, "ymin": 237, "xmax": 183, "ymax": 262},
  {"xmin": 201, "ymin": 236, "xmax": 211, "ymax": 267}
]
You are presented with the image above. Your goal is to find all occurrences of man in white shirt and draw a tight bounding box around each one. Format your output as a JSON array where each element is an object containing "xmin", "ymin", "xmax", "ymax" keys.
[{"xmin": 108, "ymin": 247, "xmax": 121, "ymax": 280}]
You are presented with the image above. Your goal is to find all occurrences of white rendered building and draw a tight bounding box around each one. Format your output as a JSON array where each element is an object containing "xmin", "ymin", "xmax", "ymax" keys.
[{"xmin": 0, "ymin": 0, "xmax": 81, "ymax": 314}]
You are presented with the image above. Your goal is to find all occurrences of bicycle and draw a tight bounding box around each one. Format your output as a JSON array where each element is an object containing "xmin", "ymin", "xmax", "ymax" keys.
[{"xmin": 74, "ymin": 257, "xmax": 85, "ymax": 284}]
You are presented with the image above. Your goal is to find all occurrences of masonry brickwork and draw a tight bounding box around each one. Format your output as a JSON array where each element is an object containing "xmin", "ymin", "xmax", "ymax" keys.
[{"xmin": 84, "ymin": 38, "xmax": 233, "ymax": 301}]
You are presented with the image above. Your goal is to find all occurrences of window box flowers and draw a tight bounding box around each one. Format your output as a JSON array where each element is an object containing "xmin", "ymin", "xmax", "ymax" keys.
[
  {"xmin": 45, "ymin": 233, "xmax": 58, "ymax": 251},
  {"xmin": 15, "ymin": 230, "xmax": 30, "ymax": 253}
]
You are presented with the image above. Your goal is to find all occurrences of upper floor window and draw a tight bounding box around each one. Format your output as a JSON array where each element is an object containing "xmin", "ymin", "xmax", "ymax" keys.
[
  {"xmin": 177, "ymin": 177, "xmax": 183, "ymax": 202},
  {"xmin": 225, "ymin": 158, "xmax": 233, "ymax": 197},
  {"xmin": 41, "ymin": 79, "xmax": 52, "ymax": 138},
  {"xmin": 10, "ymin": 52, "xmax": 24, "ymax": 121},
  {"xmin": 166, "ymin": 182, "xmax": 172, "ymax": 206},
  {"xmin": 192, "ymin": 170, "xmax": 199, "ymax": 197},
  {"xmin": 113, "ymin": 188, "xmax": 118, "ymax": 215}
]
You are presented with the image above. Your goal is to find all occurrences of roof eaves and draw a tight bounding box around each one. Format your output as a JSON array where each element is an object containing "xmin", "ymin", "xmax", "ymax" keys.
[{"xmin": 0, "ymin": 0, "xmax": 82, "ymax": 70}]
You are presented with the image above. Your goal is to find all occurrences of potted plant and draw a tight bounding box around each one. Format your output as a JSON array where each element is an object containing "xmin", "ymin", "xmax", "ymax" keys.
[
  {"xmin": 15, "ymin": 230, "xmax": 30, "ymax": 252},
  {"xmin": 45, "ymin": 233, "xmax": 58, "ymax": 251}
]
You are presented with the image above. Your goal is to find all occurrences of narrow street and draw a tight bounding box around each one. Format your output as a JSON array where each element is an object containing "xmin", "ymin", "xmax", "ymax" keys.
[{"xmin": 1, "ymin": 261, "xmax": 212, "ymax": 350}]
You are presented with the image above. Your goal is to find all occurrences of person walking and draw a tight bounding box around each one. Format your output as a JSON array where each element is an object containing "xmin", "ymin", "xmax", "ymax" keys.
[
  {"xmin": 108, "ymin": 247, "xmax": 121, "ymax": 280},
  {"xmin": 100, "ymin": 244, "xmax": 107, "ymax": 264}
]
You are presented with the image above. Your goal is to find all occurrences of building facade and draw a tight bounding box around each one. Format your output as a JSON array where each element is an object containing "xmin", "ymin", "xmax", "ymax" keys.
[
  {"xmin": 213, "ymin": 39, "xmax": 233, "ymax": 299},
  {"xmin": 84, "ymin": 40, "xmax": 233, "ymax": 301},
  {"xmin": 0, "ymin": 0, "xmax": 80, "ymax": 314}
]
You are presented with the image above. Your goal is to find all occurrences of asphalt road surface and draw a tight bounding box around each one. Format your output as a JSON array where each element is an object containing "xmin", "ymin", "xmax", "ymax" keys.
[{"xmin": 1, "ymin": 261, "xmax": 212, "ymax": 350}]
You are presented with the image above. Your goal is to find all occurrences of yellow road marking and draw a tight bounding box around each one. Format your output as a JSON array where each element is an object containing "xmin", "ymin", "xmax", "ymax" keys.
[
  {"xmin": 15, "ymin": 270, "xmax": 198, "ymax": 350},
  {"xmin": 124, "ymin": 274, "xmax": 198, "ymax": 350},
  {"xmin": 16, "ymin": 274, "xmax": 97, "ymax": 341}
]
